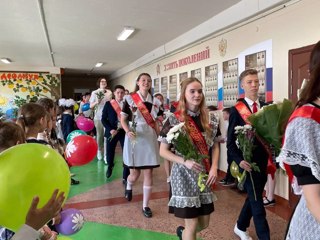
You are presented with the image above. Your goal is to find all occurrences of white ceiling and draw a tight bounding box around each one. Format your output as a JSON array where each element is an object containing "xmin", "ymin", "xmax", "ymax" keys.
[{"xmin": 0, "ymin": 0, "xmax": 241, "ymax": 76}]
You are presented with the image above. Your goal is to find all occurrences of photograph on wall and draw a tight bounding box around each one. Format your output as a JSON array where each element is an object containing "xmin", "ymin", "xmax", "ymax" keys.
[
  {"xmin": 204, "ymin": 64, "xmax": 218, "ymax": 107},
  {"xmin": 169, "ymin": 74, "xmax": 177, "ymax": 102},
  {"xmin": 191, "ymin": 68, "xmax": 202, "ymax": 81},
  {"xmin": 153, "ymin": 78, "xmax": 159, "ymax": 94},
  {"xmin": 223, "ymin": 58, "xmax": 238, "ymax": 107},
  {"xmin": 161, "ymin": 76, "xmax": 168, "ymax": 101},
  {"xmin": 0, "ymin": 72, "xmax": 61, "ymax": 120},
  {"xmin": 245, "ymin": 51, "xmax": 266, "ymax": 101},
  {"xmin": 179, "ymin": 72, "xmax": 188, "ymax": 85}
]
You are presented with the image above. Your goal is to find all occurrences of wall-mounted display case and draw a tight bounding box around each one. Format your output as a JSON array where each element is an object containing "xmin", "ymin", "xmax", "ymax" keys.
[
  {"xmin": 204, "ymin": 64, "xmax": 218, "ymax": 106},
  {"xmin": 245, "ymin": 51, "xmax": 266, "ymax": 101},
  {"xmin": 161, "ymin": 76, "xmax": 168, "ymax": 100},
  {"xmin": 223, "ymin": 58, "xmax": 238, "ymax": 107},
  {"xmin": 191, "ymin": 68, "xmax": 202, "ymax": 81},
  {"xmin": 153, "ymin": 78, "xmax": 159, "ymax": 94},
  {"xmin": 169, "ymin": 74, "xmax": 177, "ymax": 102}
]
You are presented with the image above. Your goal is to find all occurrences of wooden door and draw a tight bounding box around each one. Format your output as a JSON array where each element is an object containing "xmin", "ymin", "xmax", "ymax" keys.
[
  {"xmin": 288, "ymin": 44, "xmax": 315, "ymax": 104},
  {"xmin": 287, "ymin": 43, "xmax": 314, "ymax": 208}
]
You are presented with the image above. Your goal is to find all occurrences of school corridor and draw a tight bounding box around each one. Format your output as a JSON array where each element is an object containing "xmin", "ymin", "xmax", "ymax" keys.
[{"xmin": 63, "ymin": 153, "xmax": 290, "ymax": 240}]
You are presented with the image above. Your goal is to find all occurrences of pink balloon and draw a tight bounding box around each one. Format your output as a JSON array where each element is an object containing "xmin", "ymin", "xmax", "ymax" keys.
[{"xmin": 76, "ymin": 116, "xmax": 94, "ymax": 132}]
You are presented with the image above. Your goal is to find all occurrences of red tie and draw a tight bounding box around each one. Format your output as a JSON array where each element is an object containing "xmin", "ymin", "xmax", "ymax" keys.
[{"xmin": 252, "ymin": 102, "xmax": 258, "ymax": 113}]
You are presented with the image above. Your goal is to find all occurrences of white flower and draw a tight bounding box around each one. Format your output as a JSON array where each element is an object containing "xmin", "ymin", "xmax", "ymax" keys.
[
  {"xmin": 235, "ymin": 126, "xmax": 243, "ymax": 131},
  {"xmin": 65, "ymin": 140, "xmax": 76, "ymax": 158},
  {"xmin": 166, "ymin": 132, "xmax": 175, "ymax": 143},
  {"xmin": 243, "ymin": 125, "xmax": 252, "ymax": 130},
  {"xmin": 174, "ymin": 132, "xmax": 180, "ymax": 140},
  {"xmin": 71, "ymin": 212, "xmax": 85, "ymax": 232}
]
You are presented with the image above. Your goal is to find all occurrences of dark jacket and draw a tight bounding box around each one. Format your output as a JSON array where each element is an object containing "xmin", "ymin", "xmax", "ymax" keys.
[
  {"xmin": 101, "ymin": 101, "xmax": 122, "ymax": 138},
  {"xmin": 227, "ymin": 98, "xmax": 269, "ymax": 174}
]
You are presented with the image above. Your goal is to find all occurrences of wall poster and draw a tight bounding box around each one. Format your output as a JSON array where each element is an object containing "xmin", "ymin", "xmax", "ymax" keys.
[
  {"xmin": 245, "ymin": 51, "xmax": 266, "ymax": 101},
  {"xmin": 223, "ymin": 58, "xmax": 238, "ymax": 107},
  {"xmin": 191, "ymin": 68, "xmax": 201, "ymax": 81},
  {"xmin": 160, "ymin": 76, "xmax": 168, "ymax": 101},
  {"xmin": 204, "ymin": 64, "xmax": 218, "ymax": 107},
  {"xmin": 169, "ymin": 74, "xmax": 177, "ymax": 102}
]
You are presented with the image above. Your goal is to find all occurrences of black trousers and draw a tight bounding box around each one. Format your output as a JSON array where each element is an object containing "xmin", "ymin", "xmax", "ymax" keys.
[
  {"xmin": 106, "ymin": 130, "xmax": 129, "ymax": 180},
  {"xmin": 237, "ymin": 171, "xmax": 270, "ymax": 240}
]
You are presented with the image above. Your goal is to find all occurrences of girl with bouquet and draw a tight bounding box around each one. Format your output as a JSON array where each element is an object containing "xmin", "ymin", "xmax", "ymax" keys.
[
  {"xmin": 159, "ymin": 78, "xmax": 220, "ymax": 240},
  {"xmin": 120, "ymin": 73, "xmax": 161, "ymax": 218},
  {"xmin": 89, "ymin": 78, "xmax": 112, "ymax": 161}
]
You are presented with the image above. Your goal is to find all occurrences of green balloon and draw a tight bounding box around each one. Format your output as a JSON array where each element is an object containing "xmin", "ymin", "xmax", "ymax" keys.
[
  {"xmin": 57, "ymin": 236, "xmax": 73, "ymax": 240},
  {"xmin": 66, "ymin": 130, "xmax": 87, "ymax": 143},
  {"xmin": 0, "ymin": 143, "xmax": 70, "ymax": 231}
]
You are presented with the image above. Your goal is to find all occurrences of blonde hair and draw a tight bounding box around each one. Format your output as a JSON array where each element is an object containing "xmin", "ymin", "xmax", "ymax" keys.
[{"xmin": 178, "ymin": 77, "xmax": 211, "ymax": 137}]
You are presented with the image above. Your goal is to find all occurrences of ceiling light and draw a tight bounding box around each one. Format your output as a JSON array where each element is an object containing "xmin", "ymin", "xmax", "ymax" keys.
[
  {"xmin": 117, "ymin": 27, "xmax": 135, "ymax": 41},
  {"xmin": 95, "ymin": 62, "xmax": 104, "ymax": 68},
  {"xmin": 1, "ymin": 58, "xmax": 12, "ymax": 64}
]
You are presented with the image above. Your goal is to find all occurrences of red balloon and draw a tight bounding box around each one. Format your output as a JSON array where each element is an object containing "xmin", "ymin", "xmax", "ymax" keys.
[
  {"xmin": 76, "ymin": 116, "xmax": 94, "ymax": 132},
  {"xmin": 65, "ymin": 135, "xmax": 98, "ymax": 166}
]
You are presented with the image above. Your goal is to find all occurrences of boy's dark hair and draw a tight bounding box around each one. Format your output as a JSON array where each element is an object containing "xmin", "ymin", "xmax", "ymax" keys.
[
  {"xmin": 222, "ymin": 107, "xmax": 231, "ymax": 114},
  {"xmin": 207, "ymin": 105, "xmax": 218, "ymax": 111},
  {"xmin": 113, "ymin": 85, "xmax": 125, "ymax": 92}
]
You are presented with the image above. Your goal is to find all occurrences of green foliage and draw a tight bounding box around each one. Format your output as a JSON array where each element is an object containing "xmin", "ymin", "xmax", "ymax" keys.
[{"xmin": 248, "ymin": 99, "xmax": 294, "ymax": 156}]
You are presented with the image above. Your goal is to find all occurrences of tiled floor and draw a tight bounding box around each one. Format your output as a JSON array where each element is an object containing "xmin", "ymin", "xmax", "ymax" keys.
[{"xmin": 63, "ymin": 155, "xmax": 292, "ymax": 240}]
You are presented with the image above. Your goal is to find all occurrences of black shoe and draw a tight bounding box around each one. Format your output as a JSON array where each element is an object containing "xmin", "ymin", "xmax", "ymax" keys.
[
  {"xmin": 263, "ymin": 197, "xmax": 276, "ymax": 207},
  {"xmin": 176, "ymin": 226, "xmax": 185, "ymax": 240},
  {"xmin": 106, "ymin": 166, "xmax": 113, "ymax": 178},
  {"xmin": 71, "ymin": 178, "xmax": 80, "ymax": 185},
  {"xmin": 125, "ymin": 189, "xmax": 132, "ymax": 201},
  {"xmin": 142, "ymin": 207, "xmax": 152, "ymax": 218},
  {"xmin": 222, "ymin": 181, "xmax": 235, "ymax": 187}
]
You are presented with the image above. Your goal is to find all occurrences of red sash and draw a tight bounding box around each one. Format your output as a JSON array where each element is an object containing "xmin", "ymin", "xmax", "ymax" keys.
[
  {"xmin": 174, "ymin": 111, "xmax": 211, "ymax": 173},
  {"xmin": 235, "ymin": 101, "xmax": 276, "ymax": 177},
  {"xmin": 131, "ymin": 93, "xmax": 156, "ymax": 129},
  {"xmin": 284, "ymin": 105, "xmax": 320, "ymax": 182},
  {"xmin": 110, "ymin": 99, "xmax": 122, "ymax": 119}
]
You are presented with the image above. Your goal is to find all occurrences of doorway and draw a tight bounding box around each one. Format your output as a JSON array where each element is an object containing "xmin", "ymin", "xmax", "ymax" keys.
[{"xmin": 287, "ymin": 43, "xmax": 315, "ymax": 208}]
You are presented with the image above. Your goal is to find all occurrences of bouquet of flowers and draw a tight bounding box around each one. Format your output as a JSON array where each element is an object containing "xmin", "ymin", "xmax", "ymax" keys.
[
  {"xmin": 248, "ymin": 99, "xmax": 294, "ymax": 156},
  {"xmin": 95, "ymin": 90, "xmax": 106, "ymax": 102},
  {"xmin": 166, "ymin": 122, "xmax": 209, "ymax": 192},
  {"xmin": 231, "ymin": 125, "xmax": 260, "ymax": 200},
  {"xmin": 129, "ymin": 107, "xmax": 138, "ymax": 146}
]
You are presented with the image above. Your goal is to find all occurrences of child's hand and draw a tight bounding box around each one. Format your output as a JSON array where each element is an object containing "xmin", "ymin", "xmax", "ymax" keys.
[{"xmin": 25, "ymin": 189, "xmax": 65, "ymax": 230}]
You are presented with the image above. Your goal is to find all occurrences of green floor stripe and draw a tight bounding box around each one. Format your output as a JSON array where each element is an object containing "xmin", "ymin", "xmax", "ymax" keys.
[
  {"xmin": 68, "ymin": 155, "xmax": 123, "ymax": 198},
  {"xmin": 60, "ymin": 222, "xmax": 178, "ymax": 240}
]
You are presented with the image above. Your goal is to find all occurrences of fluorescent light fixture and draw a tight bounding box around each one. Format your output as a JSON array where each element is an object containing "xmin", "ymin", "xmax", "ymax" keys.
[
  {"xmin": 95, "ymin": 62, "xmax": 104, "ymax": 68},
  {"xmin": 1, "ymin": 58, "xmax": 12, "ymax": 64},
  {"xmin": 117, "ymin": 27, "xmax": 135, "ymax": 41}
]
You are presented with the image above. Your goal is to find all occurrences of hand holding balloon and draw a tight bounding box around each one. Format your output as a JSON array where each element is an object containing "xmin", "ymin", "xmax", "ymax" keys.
[{"xmin": 26, "ymin": 189, "xmax": 65, "ymax": 231}]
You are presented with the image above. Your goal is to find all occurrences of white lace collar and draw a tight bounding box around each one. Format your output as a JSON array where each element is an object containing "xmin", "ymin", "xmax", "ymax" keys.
[
  {"xmin": 137, "ymin": 91, "xmax": 152, "ymax": 102},
  {"xmin": 187, "ymin": 109, "xmax": 200, "ymax": 117}
]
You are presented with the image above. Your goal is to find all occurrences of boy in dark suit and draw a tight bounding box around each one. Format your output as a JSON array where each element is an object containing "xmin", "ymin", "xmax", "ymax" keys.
[
  {"xmin": 227, "ymin": 69, "xmax": 270, "ymax": 240},
  {"xmin": 102, "ymin": 85, "xmax": 129, "ymax": 182}
]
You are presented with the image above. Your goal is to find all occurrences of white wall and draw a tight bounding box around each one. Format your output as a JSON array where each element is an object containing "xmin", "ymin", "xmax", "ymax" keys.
[{"xmin": 111, "ymin": 0, "xmax": 320, "ymax": 199}]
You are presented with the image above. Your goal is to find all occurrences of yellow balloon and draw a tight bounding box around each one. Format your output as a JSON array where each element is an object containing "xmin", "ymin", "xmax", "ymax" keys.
[
  {"xmin": 73, "ymin": 103, "xmax": 79, "ymax": 111},
  {"xmin": 230, "ymin": 161, "xmax": 241, "ymax": 181},
  {"xmin": 0, "ymin": 143, "xmax": 70, "ymax": 231}
]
